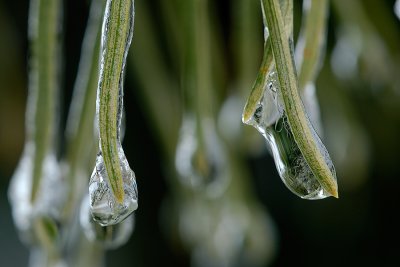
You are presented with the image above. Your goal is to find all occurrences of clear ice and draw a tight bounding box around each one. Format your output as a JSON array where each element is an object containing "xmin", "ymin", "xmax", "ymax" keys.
[
  {"xmin": 89, "ymin": 146, "xmax": 138, "ymax": 226},
  {"xmin": 244, "ymin": 71, "xmax": 283, "ymax": 134},
  {"xmin": 89, "ymin": 0, "xmax": 138, "ymax": 226},
  {"xmin": 80, "ymin": 195, "xmax": 134, "ymax": 249},
  {"xmin": 175, "ymin": 115, "xmax": 229, "ymax": 198},
  {"xmin": 244, "ymin": 71, "xmax": 336, "ymax": 199},
  {"xmin": 265, "ymin": 118, "xmax": 333, "ymax": 199}
]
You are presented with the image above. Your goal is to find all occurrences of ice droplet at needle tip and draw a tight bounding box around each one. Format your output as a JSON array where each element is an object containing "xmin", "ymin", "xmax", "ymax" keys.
[{"xmin": 89, "ymin": 0, "xmax": 138, "ymax": 226}]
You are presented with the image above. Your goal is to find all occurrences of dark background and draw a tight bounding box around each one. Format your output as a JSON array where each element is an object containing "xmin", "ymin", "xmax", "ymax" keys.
[{"xmin": 1, "ymin": 0, "xmax": 400, "ymax": 266}]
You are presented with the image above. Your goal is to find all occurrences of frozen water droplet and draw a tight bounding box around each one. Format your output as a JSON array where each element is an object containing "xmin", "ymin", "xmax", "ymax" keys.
[
  {"xmin": 80, "ymin": 195, "xmax": 134, "ymax": 249},
  {"xmin": 8, "ymin": 142, "xmax": 65, "ymax": 244},
  {"xmin": 243, "ymin": 66, "xmax": 336, "ymax": 199},
  {"xmin": 175, "ymin": 115, "xmax": 229, "ymax": 198},
  {"xmin": 265, "ymin": 117, "xmax": 334, "ymax": 199},
  {"xmin": 89, "ymin": 145, "xmax": 138, "ymax": 226}
]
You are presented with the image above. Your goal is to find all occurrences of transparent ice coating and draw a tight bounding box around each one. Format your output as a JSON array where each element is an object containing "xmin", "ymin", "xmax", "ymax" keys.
[
  {"xmin": 89, "ymin": 145, "xmax": 138, "ymax": 226},
  {"xmin": 244, "ymin": 71, "xmax": 335, "ymax": 199},
  {"xmin": 80, "ymin": 195, "xmax": 134, "ymax": 249},
  {"xmin": 175, "ymin": 115, "xmax": 229, "ymax": 198},
  {"xmin": 265, "ymin": 117, "xmax": 334, "ymax": 199},
  {"xmin": 8, "ymin": 142, "xmax": 65, "ymax": 244},
  {"xmin": 244, "ymin": 71, "xmax": 283, "ymax": 133},
  {"xmin": 89, "ymin": 0, "xmax": 137, "ymax": 226}
]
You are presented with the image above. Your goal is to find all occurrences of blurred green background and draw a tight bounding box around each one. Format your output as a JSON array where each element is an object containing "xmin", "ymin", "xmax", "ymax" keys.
[{"xmin": 1, "ymin": 0, "xmax": 400, "ymax": 266}]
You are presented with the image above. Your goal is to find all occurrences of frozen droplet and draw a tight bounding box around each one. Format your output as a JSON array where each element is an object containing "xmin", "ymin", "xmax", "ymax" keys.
[
  {"xmin": 89, "ymin": 145, "xmax": 138, "ymax": 226},
  {"xmin": 243, "ymin": 66, "xmax": 336, "ymax": 199},
  {"xmin": 264, "ymin": 117, "xmax": 334, "ymax": 199},
  {"xmin": 8, "ymin": 142, "xmax": 65, "ymax": 244},
  {"xmin": 175, "ymin": 115, "xmax": 229, "ymax": 198},
  {"xmin": 80, "ymin": 195, "xmax": 134, "ymax": 249}
]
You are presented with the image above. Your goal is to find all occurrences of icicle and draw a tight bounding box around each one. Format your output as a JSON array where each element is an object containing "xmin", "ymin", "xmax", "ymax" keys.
[{"xmin": 89, "ymin": 0, "xmax": 138, "ymax": 226}]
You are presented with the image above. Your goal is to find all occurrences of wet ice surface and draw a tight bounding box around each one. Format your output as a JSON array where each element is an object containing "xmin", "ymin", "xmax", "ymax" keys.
[
  {"xmin": 243, "ymin": 71, "xmax": 282, "ymax": 134},
  {"xmin": 243, "ymin": 71, "xmax": 336, "ymax": 199},
  {"xmin": 265, "ymin": 117, "xmax": 332, "ymax": 199},
  {"xmin": 89, "ymin": 145, "xmax": 138, "ymax": 226},
  {"xmin": 8, "ymin": 142, "xmax": 65, "ymax": 244},
  {"xmin": 80, "ymin": 195, "xmax": 134, "ymax": 249},
  {"xmin": 90, "ymin": 0, "xmax": 137, "ymax": 226},
  {"xmin": 175, "ymin": 115, "xmax": 230, "ymax": 198}
]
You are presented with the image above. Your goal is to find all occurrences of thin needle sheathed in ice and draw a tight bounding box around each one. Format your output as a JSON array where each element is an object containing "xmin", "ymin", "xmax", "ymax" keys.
[
  {"xmin": 242, "ymin": 0, "xmax": 338, "ymax": 199},
  {"xmin": 8, "ymin": 0, "xmax": 64, "ymax": 244},
  {"xmin": 244, "ymin": 71, "xmax": 331, "ymax": 199},
  {"xmin": 90, "ymin": 0, "xmax": 138, "ymax": 226},
  {"xmin": 262, "ymin": 0, "xmax": 338, "ymax": 198}
]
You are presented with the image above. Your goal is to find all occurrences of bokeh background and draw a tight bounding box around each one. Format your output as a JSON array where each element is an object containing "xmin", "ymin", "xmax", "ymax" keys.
[{"xmin": 1, "ymin": 0, "xmax": 400, "ymax": 266}]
